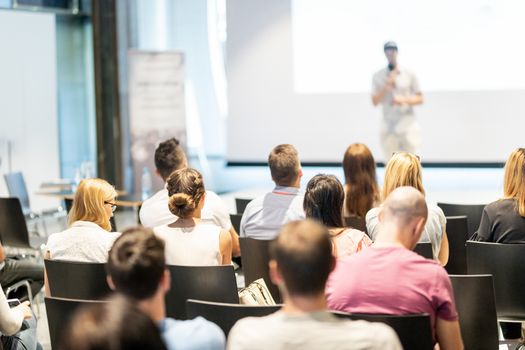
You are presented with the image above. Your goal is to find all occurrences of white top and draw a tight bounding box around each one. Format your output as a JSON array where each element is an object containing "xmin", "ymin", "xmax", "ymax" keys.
[
  {"xmin": 154, "ymin": 222, "xmax": 222, "ymax": 266},
  {"xmin": 240, "ymin": 186, "xmax": 305, "ymax": 240},
  {"xmin": 372, "ymin": 66, "xmax": 421, "ymax": 132},
  {"xmin": 227, "ymin": 310, "xmax": 402, "ymax": 350},
  {"xmin": 140, "ymin": 187, "xmax": 232, "ymax": 231},
  {"xmin": 46, "ymin": 221, "xmax": 120, "ymax": 263},
  {"xmin": 0, "ymin": 286, "xmax": 24, "ymax": 336},
  {"xmin": 366, "ymin": 204, "xmax": 447, "ymax": 260}
]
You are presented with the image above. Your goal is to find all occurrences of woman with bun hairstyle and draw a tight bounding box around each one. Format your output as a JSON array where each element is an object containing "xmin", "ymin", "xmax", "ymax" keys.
[
  {"xmin": 153, "ymin": 168, "xmax": 232, "ymax": 265},
  {"xmin": 304, "ymin": 174, "xmax": 372, "ymax": 258}
]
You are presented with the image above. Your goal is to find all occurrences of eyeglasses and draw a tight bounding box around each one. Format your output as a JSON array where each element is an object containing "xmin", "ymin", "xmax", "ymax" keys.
[{"xmin": 104, "ymin": 201, "xmax": 117, "ymax": 212}]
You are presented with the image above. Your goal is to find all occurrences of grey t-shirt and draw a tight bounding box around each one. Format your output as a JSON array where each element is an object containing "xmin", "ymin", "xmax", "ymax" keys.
[{"xmin": 227, "ymin": 310, "xmax": 401, "ymax": 350}]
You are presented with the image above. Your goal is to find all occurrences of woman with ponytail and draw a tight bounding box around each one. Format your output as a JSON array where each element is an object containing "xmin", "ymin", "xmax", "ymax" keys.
[
  {"xmin": 153, "ymin": 168, "xmax": 232, "ymax": 265},
  {"xmin": 303, "ymin": 174, "xmax": 371, "ymax": 258}
]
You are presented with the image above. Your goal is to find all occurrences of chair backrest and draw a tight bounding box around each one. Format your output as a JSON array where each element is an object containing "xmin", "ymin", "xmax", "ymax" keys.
[
  {"xmin": 165, "ymin": 265, "xmax": 239, "ymax": 320},
  {"xmin": 45, "ymin": 296, "xmax": 105, "ymax": 350},
  {"xmin": 44, "ymin": 259, "xmax": 112, "ymax": 300},
  {"xmin": 466, "ymin": 241, "xmax": 525, "ymax": 319},
  {"xmin": 344, "ymin": 215, "xmax": 367, "ymax": 233},
  {"xmin": 449, "ymin": 275, "xmax": 498, "ymax": 350},
  {"xmin": 239, "ymin": 237, "xmax": 281, "ymax": 303},
  {"xmin": 186, "ymin": 299, "xmax": 281, "ymax": 336},
  {"xmin": 230, "ymin": 213, "xmax": 242, "ymax": 234},
  {"xmin": 3, "ymin": 172, "xmax": 31, "ymax": 215},
  {"xmin": 444, "ymin": 216, "xmax": 469, "ymax": 274},
  {"xmin": 235, "ymin": 198, "xmax": 252, "ymax": 214},
  {"xmin": 0, "ymin": 197, "xmax": 32, "ymax": 248},
  {"xmin": 333, "ymin": 312, "xmax": 433, "ymax": 350},
  {"xmin": 437, "ymin": 203, "xmax": 486, "ymax": 236},
  {"xmin": 413, "ymin": 242, "xmax": 433, "ymax": 259}
]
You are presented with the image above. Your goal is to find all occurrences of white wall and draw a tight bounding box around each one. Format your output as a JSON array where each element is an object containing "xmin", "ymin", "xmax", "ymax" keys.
[
  {"xmin": 0, "ymin": 10, "xmax": 60, "ymax": 211},
  {"xmin": 226, "ymin": 0, "xmax": 525, "ymax": 163}
]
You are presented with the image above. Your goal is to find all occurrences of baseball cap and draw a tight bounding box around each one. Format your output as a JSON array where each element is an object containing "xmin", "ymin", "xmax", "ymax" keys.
[{"xmin": 384, "ymin": 41, "xmax": 398, "ymax": 51}]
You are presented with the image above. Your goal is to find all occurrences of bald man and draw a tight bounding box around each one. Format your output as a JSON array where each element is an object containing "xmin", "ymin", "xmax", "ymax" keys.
[{"xmin": 326, "ymin": 187, "xmax": 463, "ymax": 350}]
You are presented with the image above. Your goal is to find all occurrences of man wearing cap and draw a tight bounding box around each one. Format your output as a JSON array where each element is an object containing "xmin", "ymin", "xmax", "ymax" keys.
[{"xmin": 372, "ymin": 41, "xmax": 423, "ymax": 160}]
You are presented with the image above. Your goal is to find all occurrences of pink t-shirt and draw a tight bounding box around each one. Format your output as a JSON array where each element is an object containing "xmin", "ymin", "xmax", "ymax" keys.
[
  {"xmin": 331, "ymin": 228, "xmax": 372, "ymax": 258},
  {"xmin": 326, "ymin": 246, "xmax": 458, "ymax": 336}
]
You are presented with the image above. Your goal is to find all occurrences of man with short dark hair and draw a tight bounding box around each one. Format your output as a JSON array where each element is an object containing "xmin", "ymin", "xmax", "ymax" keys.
[
  {"xmin": 326, "ymin": 187, "xmax": 463, "ymax": 350},
  {"xmin": 228, "ymin": 219, "xmax": 401, "ymax": 350},
  {"xmin": 240, "ymin": 144, "xmax": 305, "ymax": 240},
  {"xmin": 139, "ymin": 137, "xmax": 240, "ymax": 256},
  {"xmin": 106, "ymin": 226, "xmax": 225, "ymax": 350}
]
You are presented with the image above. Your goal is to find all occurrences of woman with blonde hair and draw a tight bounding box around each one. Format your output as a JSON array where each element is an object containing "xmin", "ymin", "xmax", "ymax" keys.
[
  {"xmin": 153, "ymin": 168, "xmax": 232, "ymax": 266},
  {"xmin": 45, "ymin": 178, "xmax": 119, "ymax": 263},
  {"xmin": 473, "ymin": 148, "xmax": 525, "ymax": 350},
  {"xmin": 365, "ymin": 152, "xmax": 449, "ymax": 265},
  {"xmin": 342, "ymin": 143, "xmax": 380, "ymax": 218},
  {"xmin": 304, "ymin": 174, "xmax": 371, "ymax": 258}
]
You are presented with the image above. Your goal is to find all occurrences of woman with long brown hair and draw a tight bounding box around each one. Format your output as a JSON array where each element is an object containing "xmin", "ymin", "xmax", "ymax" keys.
[{"xmin": 342, "ymin": 143, "xmax": 380, "ymax": 218}]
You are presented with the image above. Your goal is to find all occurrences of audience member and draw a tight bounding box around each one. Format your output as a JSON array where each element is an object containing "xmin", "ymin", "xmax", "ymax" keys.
[
  {"xmin": 153, "ymin": 168, "xmax": 232, "ymax": 265},
  {"xmin": 0, "ymin": 286, "xmax": 40, "ymax": 350},
  {"xmin": 0, "ymin": 241, "xmax": 43, "ymax": 303},
  {"xmin": 303, "ymin": 174, "xmax": 371, "ymax": 257},
  {"xmin": 106, "ymin": 226, "xmax": 225, "ymax": 350},
  {"xmin": 45, "ymin": 178, "xmax": 119, "ymax": 263},
  {"xmin": 327, "ymin": 187, "xmax": 463, "ymax": 350},
  {"xmin": 342, "ymin": 143, "xmax": 380, "ymax": 218},
  {"xmin": 240, "ymin": 144, "xmax": 305, "ymax": 239},
  {"xmin": 228, "ymin": 219, "xmax": 401, "ymax": 350},
  {"xmin": 472, "ymin": 147, "xmax": 525, "ymax": 340},
  {"xmin": 60, "ymin": 295, "xmax": 167, "ymax": 350},
  {"xmin": 139, "ymin": 138, "xmax": 239, "ymax": 256},
  {"xmin": 366, "ymin": 152, "xmax": 449, "ymax": 264}
]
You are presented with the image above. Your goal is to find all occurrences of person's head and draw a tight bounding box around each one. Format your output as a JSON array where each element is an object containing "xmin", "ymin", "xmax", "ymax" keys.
[
  {"xmin": 269, "ymin": 220, "xmax": 335, "ymax": 298},
  {"xmin": 68, "ymin": 178, "xmax": 117, "ymax": 231},
  {"xmin": 378, "ymin": 186, "xmax": 428, "ymax": 249},
  {"xmin": 382, "ymin": 152, "xmax": 424, "ymax": 200},
  {"xmin": 342, "ymin": 143, "xmax": 379, "ymax": 217},
  {"xmin": 166, "ymin": 168, "xmax": 206, "ymax": 219},
  {"xmin": 503, "ymin": 148, "xmax": 525, "ymax": 216},
  {"xmin": 268, "ymin": 144, "xmax": 302, "ymax": 187},
  {"xmin": 154, "ymin": 138, "xmax": 188, "ymax": 181},
  {"xmin": 106, "ymin": 226, "xmax": 168, "ymax": 300},
  {"xmin": 384, "ymin": 41, "xmax": 398, "ymax": 66},
  {"xmin": 59, "ymin": 295, "xmax": 167, "ymax": 350},
  {"xmin": 303, "ymin": 174, "xmax": 345, "ymax": 228}
]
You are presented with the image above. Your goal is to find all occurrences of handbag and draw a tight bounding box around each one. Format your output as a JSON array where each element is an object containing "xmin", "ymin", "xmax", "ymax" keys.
[{"xmin": 238, "ymin": 278, "xmax": 276, "ymax": 306}]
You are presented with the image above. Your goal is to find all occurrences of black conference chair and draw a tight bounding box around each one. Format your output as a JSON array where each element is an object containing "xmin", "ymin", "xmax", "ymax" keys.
[
  {"xmin": 413, "ymin": 242, "xmax": 433, "ymax": 259},
  {"xmin": 333, "ymin": 312, "xmax": 433, "ymax": 350},
  {"xmin": 239, "ymin": 238, "xmax": 281, "ymax": 303},
  {"xmin": 0, "ymin": 197, "xmax": 46, "ymax": 250},
  {"xmin": 186, "ymin": 299, "xmax": 281, "ymax": 336},
  {"xmin": 230, "ymin": 213, "xmax": 242, "ymax": 234},
  {"xmin": 437, "ymin": 203, "xmax": 486, "ymax": 237},
  {"xmin": 466, "ymin": 241, "xmax": 525, "ymax": 321},
  {"xmin": 235, "ymin": 198, "xmax": 252, "ymax": 214},
  {"xmin": 44, "ymin": 259, "xmax": 112, "ymax": 300},
  {"xmin": 444, "ymin": 216, "xmax": 469, "ymax": 274},
  {"xmin": 449, "ymin": 275, "xmax": 498, "ymax": 350},
  {"xmin": 165, "ymin": 265, "xmax": 239, "ymax": 320},
  {"xmin": 344, "ymin": 215, "xmax": 367, "ymax": 233},
  {"xmin": 45, "ymin": 296, "xmax": 105, "ymax": 350}
]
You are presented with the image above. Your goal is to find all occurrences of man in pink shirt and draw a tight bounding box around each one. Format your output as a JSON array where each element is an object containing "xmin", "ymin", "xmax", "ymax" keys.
[{"xmin": 326, "ymin": 186, "xmax": 463, "ymax": 350}]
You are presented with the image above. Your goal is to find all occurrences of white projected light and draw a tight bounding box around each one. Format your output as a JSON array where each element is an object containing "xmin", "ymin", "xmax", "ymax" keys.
[{"xmin": 292, "ymin": 0, "xmax": 525, "ymax": 93}]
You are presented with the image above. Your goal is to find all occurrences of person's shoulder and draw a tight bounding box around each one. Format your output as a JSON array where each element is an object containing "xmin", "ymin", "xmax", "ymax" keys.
[
  {"xmin": 487, "ymin": 198, "xmax": 514, "ymax": 211},
  {"xmin": 340, "ymin": 319, "xmax": 400, "ymax": 345},
  {"xmin": 373, "ymin": 67, "xmax": 388, "ymax": 78},
  {"xmin": 162, "ymin": 317, "xmax": 225, "ymax": 349},
  {"xmin": 229, "ymin": 313, "xmax": 278, "ymax": 341},
  {"xmin": 142, "ymin": 188, "xmax": 168, "ymax": 206},
  {"xmin": 365, "ymin": 207, "xmax": 379, "ymax": 220}
]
